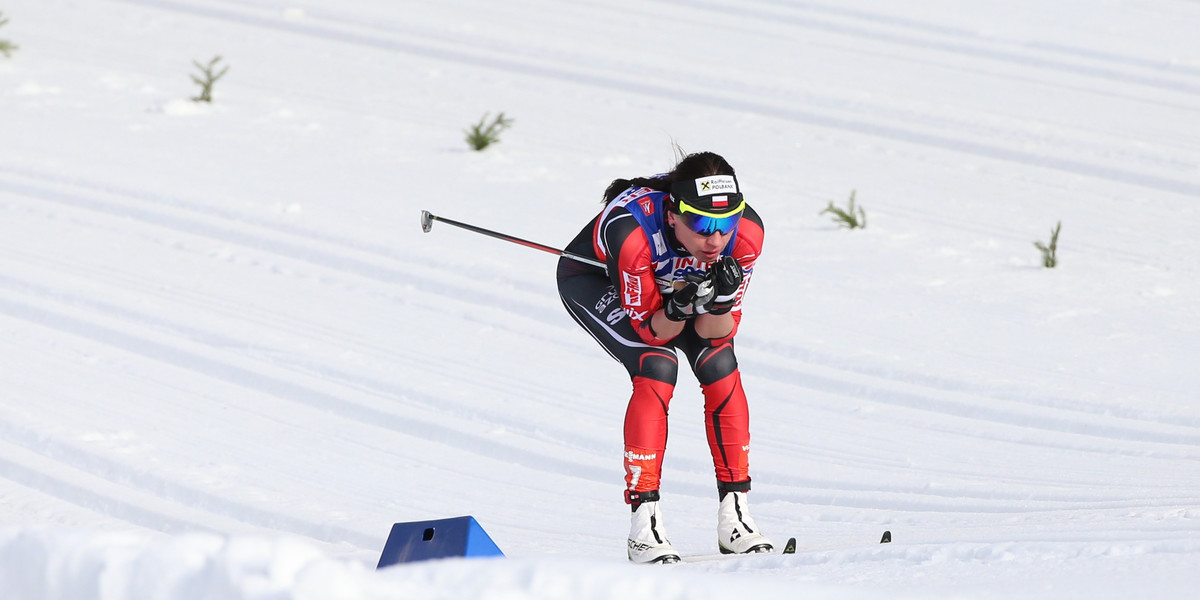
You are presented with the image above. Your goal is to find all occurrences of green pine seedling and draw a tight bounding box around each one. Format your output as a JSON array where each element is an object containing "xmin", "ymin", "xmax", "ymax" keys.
[
  {"xmin": 820, "ymin": 190, "xmax": 867, "ymax": 229},
  {"xmin": 1034, "ymin": 221, "xmax": 1062, "ymax": 268},
  {"xmin": 0, "ymin": 11, "xmax": 18, "ymax": 58},
  {"xmin": 191, "ymin": 55, "xmax": 230, "ymax": 103},
  {"xmin": 465, "ymin": 112, "xmax": 514, "ymax": 151}
]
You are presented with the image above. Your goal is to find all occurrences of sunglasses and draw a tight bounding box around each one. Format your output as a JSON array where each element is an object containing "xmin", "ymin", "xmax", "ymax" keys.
[{"xmin": 675, "ymin": 198, "xmax": 746, "ymax": 236}]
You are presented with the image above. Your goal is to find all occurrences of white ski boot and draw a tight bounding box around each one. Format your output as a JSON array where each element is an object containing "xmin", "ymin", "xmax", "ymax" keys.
[
  {"xmin": 627, "ymin": 501, "xmax": 681, "ymax": 564},
  {"xmin": 717, "ymin": 491, "xmax": 774, "ymax": 554}
]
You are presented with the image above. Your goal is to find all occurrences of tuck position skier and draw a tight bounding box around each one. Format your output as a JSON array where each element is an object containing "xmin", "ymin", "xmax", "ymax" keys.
[{"xmin": 557, "ymin": 151, "xmax": 773, "ymax": 563}]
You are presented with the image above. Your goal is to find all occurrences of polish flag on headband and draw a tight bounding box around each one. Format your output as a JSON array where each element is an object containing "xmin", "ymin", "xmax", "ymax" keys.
[{"xmin": 711, "ymin": 196, "xmax": 729, "ymax": 208}]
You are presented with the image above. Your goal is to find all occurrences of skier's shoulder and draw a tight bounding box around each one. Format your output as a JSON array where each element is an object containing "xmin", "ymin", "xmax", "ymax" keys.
[
  {"xmin": 741, "ymin": 202, "xmax": 763, "ymax": 231},
  {"xmin": 600, "ymin": 181, "xmax": 668, "ymax": 242},
  {"xmin": 733, "ymin": 203, "xmax": 764, "ymax": 261},
  {"xmin": 608, "ymin": 183, "xmax": 668, "ymax": 219}
]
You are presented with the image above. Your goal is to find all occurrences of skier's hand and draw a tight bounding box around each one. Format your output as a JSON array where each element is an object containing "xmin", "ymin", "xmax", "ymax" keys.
[
  {"xmin": 705, "ymin": 256, "xmax": 743, "ymax": 315},
  {"xmin": 664, "ymin": 272, "xmax": 714, "ymax": 321}
]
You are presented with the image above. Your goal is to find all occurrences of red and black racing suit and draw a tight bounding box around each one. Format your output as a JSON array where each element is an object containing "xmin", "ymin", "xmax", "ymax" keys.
[{"xmin": 556, "ymin": 182, "xmax": 765, "ymax": 503}]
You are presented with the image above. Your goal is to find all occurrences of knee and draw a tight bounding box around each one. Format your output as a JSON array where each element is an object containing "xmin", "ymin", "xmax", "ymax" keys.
[
  {"xmin": 694, "ymin": 343, "xmax": 738, "ymax": 385},
  {"xmin": 635, "ymin": 350, "xmax": 679, "ymax": 384}
]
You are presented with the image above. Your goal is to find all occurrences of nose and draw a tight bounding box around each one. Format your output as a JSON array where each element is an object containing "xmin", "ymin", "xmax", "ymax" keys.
[{"xmin": 705, "ymin": 232, "xmax": 729, "ymax": 250}]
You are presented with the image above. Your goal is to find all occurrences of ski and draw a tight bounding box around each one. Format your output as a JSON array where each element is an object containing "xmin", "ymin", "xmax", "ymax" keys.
[
  {"xmin": 680, "ymin": 537, "xmax": 795, "ymax": 563},
  {"xmin": 681, "ymin": 531, "xmax": 889, "ymax": 563}
]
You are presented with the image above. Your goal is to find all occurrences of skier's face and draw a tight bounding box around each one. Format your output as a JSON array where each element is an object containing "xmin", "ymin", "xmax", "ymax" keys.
[{"xmin": 668, "ymin": 211, "xmax": 733, "ymax": 263}]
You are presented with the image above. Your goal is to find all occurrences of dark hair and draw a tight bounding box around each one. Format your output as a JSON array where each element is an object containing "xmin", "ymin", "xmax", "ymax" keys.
[{"xmin": 602, "ymin": 151, "xmax": 737, "ymax": 206}]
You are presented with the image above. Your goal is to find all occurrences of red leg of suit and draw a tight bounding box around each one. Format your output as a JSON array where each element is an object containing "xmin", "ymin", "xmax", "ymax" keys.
[
  {"xmin": 623, "ymin": 376, "xmax": 675, "ymax": 497},
  {"xmin": 701, "ymin": 370, "xmax": 751, "ymax": 484}
]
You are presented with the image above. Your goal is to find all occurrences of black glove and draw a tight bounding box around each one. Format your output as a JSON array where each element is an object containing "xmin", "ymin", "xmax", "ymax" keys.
[
  {"xmin": 705, "ymin": 256, "xmax": 743, "ymax": 315},
  {"xmin": 664, "ymin": 272, "xmax": 715, "ymax": 321}
]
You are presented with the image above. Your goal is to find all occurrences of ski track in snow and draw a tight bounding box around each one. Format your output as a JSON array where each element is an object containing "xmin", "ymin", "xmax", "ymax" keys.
[
  {"xmin": 0, "ymin": 170, "xmax": 610, "ymax": 541},
  {"xmin": 112, "ymin": 0, "xmax": 1200, "ymax": 198}
]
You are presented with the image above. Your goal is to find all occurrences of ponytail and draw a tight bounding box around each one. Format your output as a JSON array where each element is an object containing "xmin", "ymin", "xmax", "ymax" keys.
[{"xmin": 602, "ymin": 176, "xmax": 669, "ymax": 205}]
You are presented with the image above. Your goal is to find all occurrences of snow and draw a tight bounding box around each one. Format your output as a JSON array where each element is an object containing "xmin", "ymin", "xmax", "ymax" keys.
[{"xmin": 2, "ymin": 0, "xmax": 1199, "ymax": 598}]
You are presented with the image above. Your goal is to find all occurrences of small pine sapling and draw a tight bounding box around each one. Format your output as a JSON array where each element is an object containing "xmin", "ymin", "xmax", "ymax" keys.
[
  {"xmin": 820, "ymin": 189, "xmax": 867, "ymax": 229},
  {"xmin": 191, "ymin": 55, "xmax": 230, "ymax": 103},
  {"xmin": 465, "ymin": 112, "xmax": 514, "ymax": 151},
  {"xmin": 1034, "ymin": 221, "xmax": 1062, "ymax": 268},
  {"xmin": 0, "ymin": 11, "xmax": 18, "ymax": 58}
]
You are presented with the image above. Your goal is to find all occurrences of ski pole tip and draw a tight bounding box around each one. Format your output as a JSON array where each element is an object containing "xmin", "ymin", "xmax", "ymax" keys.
[{"xmin": 420, "ymin": 210, "xmax": 434, "ymax": 233}]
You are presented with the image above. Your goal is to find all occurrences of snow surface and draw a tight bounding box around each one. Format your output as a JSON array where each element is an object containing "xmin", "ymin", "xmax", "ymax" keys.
[{"xmin": 2, "ymin": 0, "xmax": 1199, "ymax": 598}]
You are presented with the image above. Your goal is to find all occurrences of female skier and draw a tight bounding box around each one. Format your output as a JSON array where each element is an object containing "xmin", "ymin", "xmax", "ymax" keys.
[{"xmin": 556, "ymin": 151, "xmax": 773, "ymax": 563}]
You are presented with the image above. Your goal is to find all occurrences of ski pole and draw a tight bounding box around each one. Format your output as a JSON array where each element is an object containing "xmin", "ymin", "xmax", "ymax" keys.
[{"xmin": 420, "ymin": 210, "xmax": 607, "ymax": 270}]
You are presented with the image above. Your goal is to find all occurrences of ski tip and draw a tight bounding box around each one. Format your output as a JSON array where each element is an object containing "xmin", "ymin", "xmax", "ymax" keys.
[
  {"xmin": 880, "ymin": 530, "xmax": 892, "ymax": 544},
  {"xmin": 782, "ymin": 537, "xmax": 797, "ymax": 554}
]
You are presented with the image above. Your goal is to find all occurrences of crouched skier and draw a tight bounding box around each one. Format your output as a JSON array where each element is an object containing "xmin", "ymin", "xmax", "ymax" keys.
[{"xmin": 556, "ymin": 151, "xmax": 773, "ymax": 563}]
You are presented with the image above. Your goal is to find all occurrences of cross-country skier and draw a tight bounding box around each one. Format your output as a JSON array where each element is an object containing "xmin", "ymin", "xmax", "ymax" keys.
[{"xmin": 556, "ymin": 151, "xmax": 773, "ymax": 563}]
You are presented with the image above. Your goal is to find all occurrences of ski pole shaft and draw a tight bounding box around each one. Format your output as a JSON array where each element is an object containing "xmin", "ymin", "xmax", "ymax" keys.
[{"xmin": 420, "ymin": 210, "xmax": 607, "ymax": 270}]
